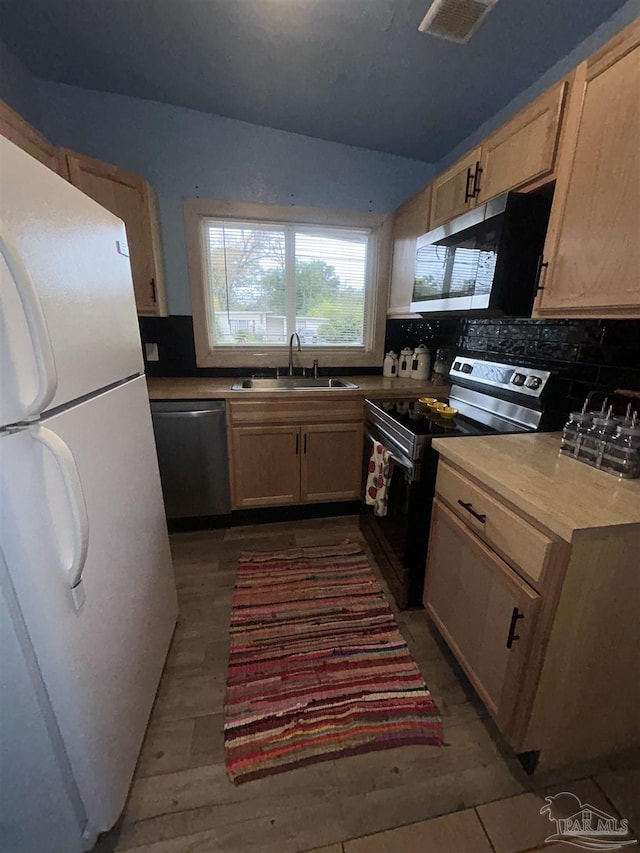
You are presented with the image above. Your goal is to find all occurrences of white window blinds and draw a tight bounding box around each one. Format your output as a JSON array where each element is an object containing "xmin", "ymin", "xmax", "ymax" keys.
[{"xmin": 202, "ymin": 219, "xmax": 370, "ymax": 347}]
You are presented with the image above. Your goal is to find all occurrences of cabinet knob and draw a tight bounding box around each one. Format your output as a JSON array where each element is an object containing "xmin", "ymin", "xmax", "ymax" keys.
[
  {"xmin": 472, "ymin": 161, "xmax": 483, "ymax": 197},
  {"xmin": 457, "ymin": 499, "xmax": 486, "ymax": 523},
  {"xmin": 464, "ymin": 167, "xmax": 475, "ymax": 203},
  {"xmin": 534, "ymin": 257, "xmax": 549, "ymax": 293},
  {"xmin": 506, "ymin": 607, "xmax": 525, "ymax": 648}
]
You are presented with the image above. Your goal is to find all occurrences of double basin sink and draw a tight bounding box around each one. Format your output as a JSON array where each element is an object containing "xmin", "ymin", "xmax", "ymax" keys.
[{"xmin": 230, "ymin": 377, "xmax": 359, "ymax": 391}]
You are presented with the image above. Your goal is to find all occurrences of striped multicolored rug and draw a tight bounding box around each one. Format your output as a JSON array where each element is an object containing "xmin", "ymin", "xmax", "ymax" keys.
[{"xmin": 224, "ymin": 542, "xmax": 443, "ymax": 783}]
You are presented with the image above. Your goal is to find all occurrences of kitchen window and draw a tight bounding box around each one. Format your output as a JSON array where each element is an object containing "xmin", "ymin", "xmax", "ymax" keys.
[{"xmin": 185, "ymin": 199, "xmax": 391, "ymax": 368}]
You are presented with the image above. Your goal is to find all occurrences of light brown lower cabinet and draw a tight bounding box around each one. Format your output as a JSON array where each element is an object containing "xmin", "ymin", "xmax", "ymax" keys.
[
  {"xmin": 425, "ymin": 499, "xmax": 539, "ymax": 732},
  {"xmin": 231, "ymin": 425, "xmax": 301, "ymax": 508},
  {"xmin": 300, "ymin": 422, "xmax": 362, "ymax": 502},
  {"xmin": 229, "ymin": 398, "xmax": 363, "ymax": 509},
  {"xmin": 424, "ymin": 459, "xmax": 640, "ymax": 771}
]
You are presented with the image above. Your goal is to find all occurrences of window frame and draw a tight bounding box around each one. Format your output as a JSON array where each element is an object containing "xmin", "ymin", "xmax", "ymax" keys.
[{"xmin": 184, "ymin": 198, "xmax": 391, "ymax": 368}]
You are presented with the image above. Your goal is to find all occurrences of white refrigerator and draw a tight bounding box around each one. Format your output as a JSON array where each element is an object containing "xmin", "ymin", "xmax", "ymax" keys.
[{"xmin": 0, "ymin": 137, "xmax": 178, "ymax": 851}]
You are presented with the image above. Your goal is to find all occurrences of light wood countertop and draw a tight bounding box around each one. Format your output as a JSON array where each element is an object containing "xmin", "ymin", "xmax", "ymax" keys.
[
  {"xmin": 146, "ymin": 375, "xmax": 449, "ymax": 401},
  {"xmin": 433, "ymin": 432, "xmax": 640, "ymax": 542}
]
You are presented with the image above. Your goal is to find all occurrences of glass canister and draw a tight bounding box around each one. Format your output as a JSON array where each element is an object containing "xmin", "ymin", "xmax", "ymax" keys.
[
  {"xmin": 602, "ymin": 425, "xmax": 640, "ymax": 478},
  {"xmin": 559, "ymin": 412, "xmax": 592, "ymax": 458},
  {"xmin": 578, "ymin": 415, "xmax": 618, "ymax": 468}
]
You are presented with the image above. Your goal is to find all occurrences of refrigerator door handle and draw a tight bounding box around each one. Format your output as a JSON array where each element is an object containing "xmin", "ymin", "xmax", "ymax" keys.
[
  {"xmin": 0, "ymin": 222, "xmax": 58, "ymax": 419},
  {"xmin": 32, "ymin": 426, "xmax": 89, "ymax": 608}
]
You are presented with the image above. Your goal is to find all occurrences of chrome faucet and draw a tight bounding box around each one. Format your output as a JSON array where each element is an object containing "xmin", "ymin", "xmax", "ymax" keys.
[{"xmin": 288, "ymin": 332, "xmax": 301, "ymax": 376}]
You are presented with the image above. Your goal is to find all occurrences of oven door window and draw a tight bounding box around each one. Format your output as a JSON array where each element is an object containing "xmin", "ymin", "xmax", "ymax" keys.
[{"xmin": 376, "ymin": 464, "xmax": 412, "ymax": 556}]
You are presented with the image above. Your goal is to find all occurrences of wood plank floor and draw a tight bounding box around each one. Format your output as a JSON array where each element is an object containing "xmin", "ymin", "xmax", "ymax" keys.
[{"xmin": 99, "ymin": 516, "xmax": 638, "ymax": 853}]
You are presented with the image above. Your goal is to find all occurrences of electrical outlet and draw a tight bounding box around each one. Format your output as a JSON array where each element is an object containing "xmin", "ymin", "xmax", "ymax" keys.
[{"xmin": 145, "ymin": 342, "xmax": 159, "ymax": 362}]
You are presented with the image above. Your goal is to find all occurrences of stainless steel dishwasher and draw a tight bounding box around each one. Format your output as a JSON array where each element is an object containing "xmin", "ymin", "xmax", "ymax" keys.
[{"xmin": 151, "ymin": 400, "xmax": 231, "ymax": 519}]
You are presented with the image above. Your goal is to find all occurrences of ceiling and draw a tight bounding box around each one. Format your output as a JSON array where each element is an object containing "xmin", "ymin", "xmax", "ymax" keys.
[{"xmin": 0, "ymin": 0, "xmax": 628, "ymax": 162}]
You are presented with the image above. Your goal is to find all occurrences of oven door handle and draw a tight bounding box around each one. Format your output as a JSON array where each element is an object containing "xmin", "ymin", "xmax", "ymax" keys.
[{"xmin": 364, "ymin": 426, "xmax": 416, "ymax": 475}]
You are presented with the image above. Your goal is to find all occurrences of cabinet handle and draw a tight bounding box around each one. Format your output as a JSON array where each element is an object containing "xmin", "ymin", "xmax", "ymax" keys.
[
  {"xmin": 457, "ymin": 499, "xmax": 486, "ymax": 523},
  {"xmin": 534, "ymin": 256, "xmax": 549, "ymax": 293},
  {"xmin": 150, "ymin": 277, "xmax": 156, "ymax": 302},
  {"xmin": 295, "ymin": 434, "xmax": 299, "ymax": 455},
  {"xmin": 472, "ymin": 161, "xmax": 482, "ymax": 197},
  {"xmin": 303, "ymin": 433, "xmax": 307, "ymax": 454},
  {"xmin": 464, "ymin": 167, "xmax": 475, "ymax": 203},
  {"xmin": 506, "ymin": 607, "xmax": 525, "ymax": 648}
]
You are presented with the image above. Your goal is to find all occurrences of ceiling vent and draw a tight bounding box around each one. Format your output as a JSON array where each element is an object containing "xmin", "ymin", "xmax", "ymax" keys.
[{"xmin": 418, "ymin": 0, "xmax": 498, "ymax": 43}]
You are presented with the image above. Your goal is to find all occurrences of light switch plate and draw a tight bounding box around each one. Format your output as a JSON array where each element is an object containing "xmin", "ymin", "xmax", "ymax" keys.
[{"xmin": 145, "ymin": 343, "xmax": 159, "ymax": 362}]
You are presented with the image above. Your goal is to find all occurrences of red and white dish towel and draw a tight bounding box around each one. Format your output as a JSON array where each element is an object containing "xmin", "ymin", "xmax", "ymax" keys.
[{"xmin": 365, "ymin": 440, "xmax": 395, "ymax": 517}]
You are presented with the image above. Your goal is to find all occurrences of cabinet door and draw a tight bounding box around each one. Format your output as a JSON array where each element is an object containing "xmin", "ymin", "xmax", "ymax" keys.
[
  {"xmin": 231, "ymin": 425, "xmax": 300, "ymax": 508},
  {"xmin": 388, "ymin": 186, "xmax": 431, "ymax": 315},
  {"xmin": 429, "ymin": 147, "xmax": 481, "ymax": 230},
  {"xmin": 62, "ymin": 149, "xmax": 167, "ymax": 316},
  {"xmin": 301, "ymin": 422, "xmax": 363, "ymax": 503},
  {"xmin": 476, "ymin": 80, "xmax": 568, "ymax": 203},
  {"xmin": 424, "ymin": 499, "xmax": 539, "ymax": 733},
  {"xmin": 0, "ymin": 98, "xmax": 60, "ymax": 174},
  {"xmin": 534, "ymin": 21, "xmax": 640, "ymax": 317}
]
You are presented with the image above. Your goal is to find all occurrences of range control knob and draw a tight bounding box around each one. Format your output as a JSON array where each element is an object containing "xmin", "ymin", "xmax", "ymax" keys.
[
  {"xmin": 525, "ymin": 376, "xmax": 542, "ymax": 390},
  {"xmin": 461, "ymin": 363, "xmax": 473, "ymax": 374},
  {"xmin": 453, "ymin": 361, "xmax": 462, "ymax": 371},
  {"xmin": 512, "ymin": 373, "xmax": 526, "ymax": 386}
]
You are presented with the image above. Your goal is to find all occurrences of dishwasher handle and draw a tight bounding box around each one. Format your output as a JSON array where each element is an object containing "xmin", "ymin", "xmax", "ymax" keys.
[{"xmin": 152, "ymin": 409, "xmax": 224, "ymax": 418}]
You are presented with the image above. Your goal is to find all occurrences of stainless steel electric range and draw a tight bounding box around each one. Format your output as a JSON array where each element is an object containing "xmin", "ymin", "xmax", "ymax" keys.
[{"xmin": 360, "ymin": 356, "xmax": 558, "ymax": 609}]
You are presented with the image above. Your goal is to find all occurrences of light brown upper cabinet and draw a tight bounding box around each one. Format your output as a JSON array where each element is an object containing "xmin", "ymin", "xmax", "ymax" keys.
[
  {"xmin": 428, "ymin": 83, "xmax": 568, "ymax": 230},
  {"xmin": 475, "ymin": 80, "xmax": 568, "ymax": 203},
  {"xmin": 60, "ymin": 149, "xmax": 168, "ymax": 316},
  {"xmin": 388, "ymin": 185, "xmax": 431, "ymax": 315},
  {"xmin": 429, "ymin": 147, "xmax": 481, "ymax": 230},
  {"xmin": 534, "ymin": 19, "xmax": 640, "ymax": 318},
  {"xmin": 0, "ymin": 99, "xmax": 62, "ymax": 174}
]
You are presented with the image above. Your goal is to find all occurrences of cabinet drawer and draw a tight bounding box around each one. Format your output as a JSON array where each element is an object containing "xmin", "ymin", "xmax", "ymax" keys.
[
  {"xmin": 436, "ymin": 462, "xmax": 554, "ymax": 587},
  {"xmin": 229, "ymin": 397, "xmax": 363, "ymax": 426}
]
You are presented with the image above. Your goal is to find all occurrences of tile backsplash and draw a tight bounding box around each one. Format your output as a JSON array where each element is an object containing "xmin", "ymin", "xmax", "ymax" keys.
[
  {"xmin": 138, "ymin": 315, "xmax": 382, "ymax": 377},
  {"xmin": 140, "ymin": 315, "xmax": 639, "ymax": 412},
  {"xmin": 457, "ymin": 318, "xmax": 640, "ymax": 412},
  {"xmin": 383, "ymin": 318, "xmax": 462, "ymax": 356}
]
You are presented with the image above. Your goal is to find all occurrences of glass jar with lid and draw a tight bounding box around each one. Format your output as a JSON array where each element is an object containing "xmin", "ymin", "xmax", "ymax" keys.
[
  {"xmin": 559, "ymin": 412, "xmax": 592, "ymax": 458},
  {"xmin": 578, "ymin": 415, "xmax": 618, "ymax": 468},
  {"xmin": 602, "ymin": 425, "xmax": 640, "ymax": 478}
]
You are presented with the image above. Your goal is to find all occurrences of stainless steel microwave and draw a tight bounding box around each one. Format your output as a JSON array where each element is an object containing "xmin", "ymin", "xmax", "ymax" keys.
[{"xmin": 411, "ymin": 192, "xmax": 551, "ymax": 316}]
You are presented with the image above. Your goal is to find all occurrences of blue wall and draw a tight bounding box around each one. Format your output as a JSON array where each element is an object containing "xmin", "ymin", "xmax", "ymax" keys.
[
  {"xmin": 433, "ymin": 0, "xmax": 640, "ymax": 174},
  {"xmin": 36, "ymin": 84, "xmax": 434, "ymax": 314},
  {"xmin": 1, "ymin": 0, "xmax": 637, "ymax": 315},
  {"xmin": 0, "ymin": 38, "xmax": 42, "ymax": 128}
]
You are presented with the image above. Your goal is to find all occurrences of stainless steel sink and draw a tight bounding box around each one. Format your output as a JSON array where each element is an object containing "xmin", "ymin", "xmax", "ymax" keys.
[{"xmin": 230, "ymin": 377, "xmax": 359, "ymax": 391}]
